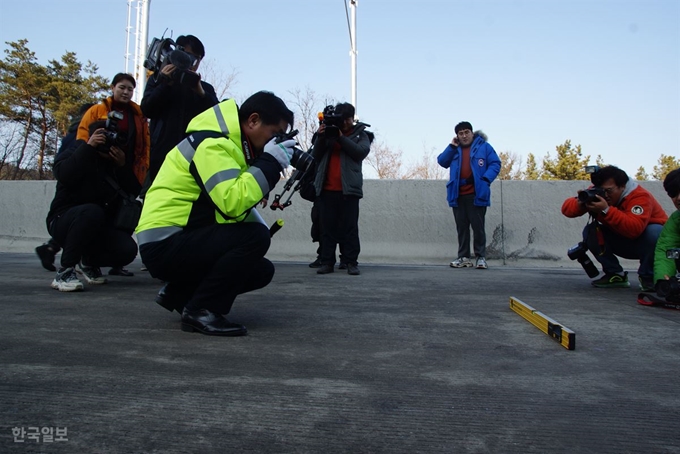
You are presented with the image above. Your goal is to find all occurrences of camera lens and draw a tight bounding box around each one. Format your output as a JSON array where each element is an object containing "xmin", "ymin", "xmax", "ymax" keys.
[{"xmin": 290, "ymin": 148, "xmax": 314, "ymax": 173}]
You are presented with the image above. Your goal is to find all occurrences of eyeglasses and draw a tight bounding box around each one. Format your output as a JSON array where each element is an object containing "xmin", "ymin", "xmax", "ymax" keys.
[{"xmin": 601, "ymin": 186, "xmax": 617, "ymax": 195}]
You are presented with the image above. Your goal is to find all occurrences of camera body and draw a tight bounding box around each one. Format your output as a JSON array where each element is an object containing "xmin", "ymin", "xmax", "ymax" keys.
[
  {"xmin": 567, "ymin": 242, "xmax": 599, "ymax": 278},
  {"xmin": 667, "ymin": 248, "xmax": 680, "ymax": 260},
  {"xmin": 99, "ymin": 111, "xmax": 127, "ymax": 151},
  {"xmin": 578, "ymin": 187, "xmax": 606, "ymax": 204},
  {"xmin": 319, "ymin": 105, "xmax": 345, "ymax": 138},
  {"xmin": 274, "ymin": 129, "xmax": 314, "ymax": 173},
  {"xmin": 143, "ymin": 37, "xmax": 200, "ymax": 87}
]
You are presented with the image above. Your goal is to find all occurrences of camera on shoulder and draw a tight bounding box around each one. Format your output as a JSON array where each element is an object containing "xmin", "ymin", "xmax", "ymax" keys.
[{"xmin": 144, "ymin": 37, "xmax": 200, "ymax": 87}]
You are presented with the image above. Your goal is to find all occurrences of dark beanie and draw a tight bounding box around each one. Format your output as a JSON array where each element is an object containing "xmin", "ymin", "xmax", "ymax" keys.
[{"xmin": 455, "ymin": 121, "xmax": 473, "ymax": 134}]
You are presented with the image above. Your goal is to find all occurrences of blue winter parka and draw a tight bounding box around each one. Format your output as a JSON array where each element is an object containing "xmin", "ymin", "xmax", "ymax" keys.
[{"xmin": 437, "ymin": 131, "xmax": 501, "ymax": 207}]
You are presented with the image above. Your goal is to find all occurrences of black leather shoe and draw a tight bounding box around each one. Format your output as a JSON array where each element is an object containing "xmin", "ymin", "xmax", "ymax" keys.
[
  {"xmin": 338, "ymin": 262, "xmax": 348, "ymax": 270},
  {"xmin": 308, "ymin": 258, "xmax": 322, "ymax": 268},
  {"xmin": 36, "ymin": 243, "xmax": 57, "ymax": 272},
  {"xmin": 180, "ymin": 308, "xmax": 247, "ymax": 336},
  {"xmin": 347, "ymin": 264, "xmax": 360, "ymax": 275},
  {"xmin": 109, "ymin": 267, "xmax": 134, "ymax": 277},
  {"xmin": 155, "ymin": 283, "xmax": 189, "ymax": 315},
  {"xmin": 317, "ymin": 264, "xmax": 334, "ymax": 274}
]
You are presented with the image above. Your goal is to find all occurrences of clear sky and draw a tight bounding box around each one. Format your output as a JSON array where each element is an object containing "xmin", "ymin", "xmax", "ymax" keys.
[{"xmin": 0, "ymin": 0, "xmax": 678, "ymax": 178}]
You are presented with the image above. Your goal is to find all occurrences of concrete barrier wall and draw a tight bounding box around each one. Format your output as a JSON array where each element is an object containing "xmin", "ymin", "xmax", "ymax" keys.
[{"xmin": 0, "ymin": 180, "xmax": 674, "ymax": 267}]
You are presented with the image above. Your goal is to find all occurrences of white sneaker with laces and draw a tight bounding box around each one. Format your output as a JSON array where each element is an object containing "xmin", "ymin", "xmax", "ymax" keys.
[
  {"xmin": 450, "ymin": 257, "xmax": 474, "ymax": 268},
  {"xmin": 76, "ymin": 263, "xmax": 108, "ymax": 285},
  {"xmin": 476, "ymin": 257, "xmax": 488, "ymax": 269},
  {"xmin": 51, "ymin": 267, "xmax": 84, "ymax": 292}
]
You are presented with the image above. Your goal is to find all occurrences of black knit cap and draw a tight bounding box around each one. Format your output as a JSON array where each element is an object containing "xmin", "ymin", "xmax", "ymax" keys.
[{"xmin": 455, "ymin": 121, "xmax": 473, "ymax": 134}]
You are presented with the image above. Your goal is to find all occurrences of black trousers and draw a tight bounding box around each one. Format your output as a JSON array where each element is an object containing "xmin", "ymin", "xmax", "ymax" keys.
[
  {"xmin": 318, "ymin": 191, "xmax": 360, "ymax": 266},
  {"xmin": 49, "ymin": 203, "xmax": 138, "ymax": 269},
  {"xmin": 139, "ymin": 222, "xmax": 274, "ymax": 315},
  {"xmin": 452, "ymin": 194, "xmax": 487, "ymax": 258}
]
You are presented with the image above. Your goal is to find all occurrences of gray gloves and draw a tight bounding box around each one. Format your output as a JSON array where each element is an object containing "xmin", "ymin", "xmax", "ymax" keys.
[{"xmin": 263, "ymin": 137, "xmax": 296, "ymax": 170}]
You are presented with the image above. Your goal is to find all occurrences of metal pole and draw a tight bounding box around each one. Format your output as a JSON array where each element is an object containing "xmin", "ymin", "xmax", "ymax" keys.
[
  {"xmin": 125, "ymin": 0, "xmax": 132, "ymax": 73},
  {"xmin": 135, "ymin": 0, "xmax": 151, "ymax": 104},
  {"xmin": 349, "ymin": 0, "xmax": 357, "ymax": 119}
]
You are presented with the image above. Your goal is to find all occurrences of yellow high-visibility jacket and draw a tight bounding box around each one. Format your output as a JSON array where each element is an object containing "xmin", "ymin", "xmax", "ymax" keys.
[{"xmin": 136, "ymin": 99, "xmax": 281, "ymax": 245}]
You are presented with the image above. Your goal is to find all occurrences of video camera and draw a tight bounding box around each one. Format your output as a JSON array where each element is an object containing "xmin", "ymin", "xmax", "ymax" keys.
[
  {"xmin": 98, "ymin": 111, "xmax": 127, "ymax": 151},
  {"xmin": 567, "ymin": 241, "xmax": 599, "ymax": 278},
  {"xmin": 143, "ymin": 37, "xmax": 200, "ymax": 87},
  {"xmin": 318, "ymin": 105, "xmax": 345, "ymax": 139}
]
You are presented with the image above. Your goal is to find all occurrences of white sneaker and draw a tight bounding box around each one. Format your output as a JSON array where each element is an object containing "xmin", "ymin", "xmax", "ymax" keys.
[
  {"xmin": 450, "ymin": 257, "xmax": 474, "ymax": 268},
  {"xmin": 475, "ymin": 257, "xmax": 488, "ymax": 269},
  {"xmin": 76, "ymin": 263, "xmax": 108, "ymax": 285},
  {"xmin": 51, "ymin": 267, "xmax": 84, "ymax": 292}
]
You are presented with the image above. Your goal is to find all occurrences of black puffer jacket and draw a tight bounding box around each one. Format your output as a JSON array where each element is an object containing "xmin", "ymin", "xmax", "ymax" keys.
[
  {"xmin": 141, "ymin": 74, "xmax": 219, "ymax": 184},
  {"xmin": 46, "ymin": 141, "xmax": 139, "ymax": 231}
]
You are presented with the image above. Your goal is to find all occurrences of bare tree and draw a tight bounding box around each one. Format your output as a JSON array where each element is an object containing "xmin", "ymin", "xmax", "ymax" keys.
[
  {"xmin": 287, "ymin": 86, "xmax": 328, "ymax": 151},
  {"xmin": 403, "ymin": 144, "xmax": 446, "ymax": 180},
  {"xmin": 498, "ymin": 151, "xmax": 523, "ymax": 180},
  {"xmin": 366, "ymin": 140, "xmax": 404, "ymax": 179},
  {"xmin": 198, "ymin": 58, "xmax": 239, "ymax": 101}
]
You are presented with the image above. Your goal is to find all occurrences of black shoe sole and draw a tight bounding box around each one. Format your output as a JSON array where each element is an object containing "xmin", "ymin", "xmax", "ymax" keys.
[{"xmin": 180, "ymin": 323, "xmax": 247, "ymax": 336}]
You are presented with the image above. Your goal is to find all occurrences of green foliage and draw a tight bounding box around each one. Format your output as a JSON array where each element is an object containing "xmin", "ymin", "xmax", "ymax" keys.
[
  {"xmin": 635, "ymin": 166, "xmax": 649, "ymax": 181},
  {"xmin": 0, "ymin": 39, "xmax": 108, "ymax": 179},
  {"xmin": 540, "ymin": 140, "xmax": 590, "ymax": 180},
  {"xmin": 523, "ymin": 153, "xmax": 540, "ymax": 180},
  {"xmin": 652, "ymin": 154, "xmax": 680, "ymax": 181}
]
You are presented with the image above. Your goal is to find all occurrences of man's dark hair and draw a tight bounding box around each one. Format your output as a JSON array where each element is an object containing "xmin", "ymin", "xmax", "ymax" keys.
[
  {"xmin": 111, "ymin": 73, "xmax": 136, "ymax": 88},
  {"xmin": 176, "ymin": 35, "xmax": 205, "ymax": 58},
  {"xmin": 591, "ymin": 165, "xmax": 629, "ymax": 187},
  {"xmin": 455, "ymin": 121, "xmax": 473, "ymax": 134},
  {"xmin": 239, "ymin": 91, "xmax": 294, "ymax": 128},
  {"xmin": 663, "ymin": 168, "xmax": 680, "ymax": 198},
  {"xmin": 334, "ymin": 102, "xmax": 355, "ymax": 120}
]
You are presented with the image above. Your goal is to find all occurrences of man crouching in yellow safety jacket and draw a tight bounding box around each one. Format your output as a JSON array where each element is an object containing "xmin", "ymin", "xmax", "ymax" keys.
[{"xmin": 136, "ymin": 91, "xmax": 299, "ymax": 336}]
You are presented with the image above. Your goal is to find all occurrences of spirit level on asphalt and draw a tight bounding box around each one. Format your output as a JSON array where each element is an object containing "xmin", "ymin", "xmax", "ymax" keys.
[{"xmin": 509, "ymin": 297, "xmax": 575, "ymax": 350}]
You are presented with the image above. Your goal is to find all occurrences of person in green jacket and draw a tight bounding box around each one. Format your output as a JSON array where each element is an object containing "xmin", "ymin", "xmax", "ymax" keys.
[{"xmin": 654, "ymin": 168, "xmax": 680, "ymax": 298}]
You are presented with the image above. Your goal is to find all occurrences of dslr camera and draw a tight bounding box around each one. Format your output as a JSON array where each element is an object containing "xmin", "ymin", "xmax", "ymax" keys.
[
  {"xmin": 274, "ymin": 129, "xmax": 314, "ymax": 173},
  {"xmin": 578, "ymin": 165, "xmax": 606, "ymax": 203},
  {"xmin": 567, "ymin": 241, "xmax": 599, "ymax": 278},
  {"xmin": 577, "ymin": 187, "xmax": 606, "ymax": 204},
  {"xmin": 318, "ymin": 105, "xmax": 345, "ymax": 139},
  {"xmin": 143, "ymin": 37, "xmax": 200, "ymax": 87},
  {"xmin": 99, "ymin": 111, "xmax": 127, "ymax": 151}
]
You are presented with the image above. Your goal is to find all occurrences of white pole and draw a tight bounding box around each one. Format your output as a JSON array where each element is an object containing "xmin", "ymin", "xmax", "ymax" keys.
[
  {"xmin": 134, "ymin": 0, "xmax": 151, "ymax": 104},
  {"xmin": 349, "ymin": 0, "xmax": 358, "ymax": 119},
  {"xmin": 125, "ymin": 0, "xmax": 132, "ymax": 73}
]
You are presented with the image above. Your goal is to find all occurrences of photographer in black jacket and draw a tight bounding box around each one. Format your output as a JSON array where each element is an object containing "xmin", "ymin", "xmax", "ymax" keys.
[
  {"xmin": 312, "ymin": 102, "xmax": 372, "ymax": 276},
  {"xmin": 140, "ymin": 34, "xmax": 219, "ymax": 194}
]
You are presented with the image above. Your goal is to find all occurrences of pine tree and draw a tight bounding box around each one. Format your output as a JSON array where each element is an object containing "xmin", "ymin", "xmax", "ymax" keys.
[
  {"xmin": 635, "ymin": 166, "xmax": 648, "ymax": 181},
  {"xmin": 540, "ymin": 140, "xmax": 590, "ymax": 180},
  {"xmin": 523, "ymin": 153, "xmax": 540, "ymax": 180},
  {"xmin": 652, "ymin": 154, "xmax": 680, "ymax": 181},
  {"xmin": 0, "ymin": 39, "xmax": 108, "ymax": 179}
]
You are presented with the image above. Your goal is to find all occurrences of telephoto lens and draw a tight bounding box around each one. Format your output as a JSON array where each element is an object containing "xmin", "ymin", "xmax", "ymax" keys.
[
  {"xmin": 567, "ymin": 242, "xmax": 600, "ymax": 278},
  {"xmin": 290, "ymin": 149, "xmax": 314, "ymax": 173}
]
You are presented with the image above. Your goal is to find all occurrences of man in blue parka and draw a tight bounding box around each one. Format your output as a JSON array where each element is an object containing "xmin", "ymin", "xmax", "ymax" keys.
[{"xmin": 437, "ymin": 121, "xmax": 501, "ymax": 269}]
